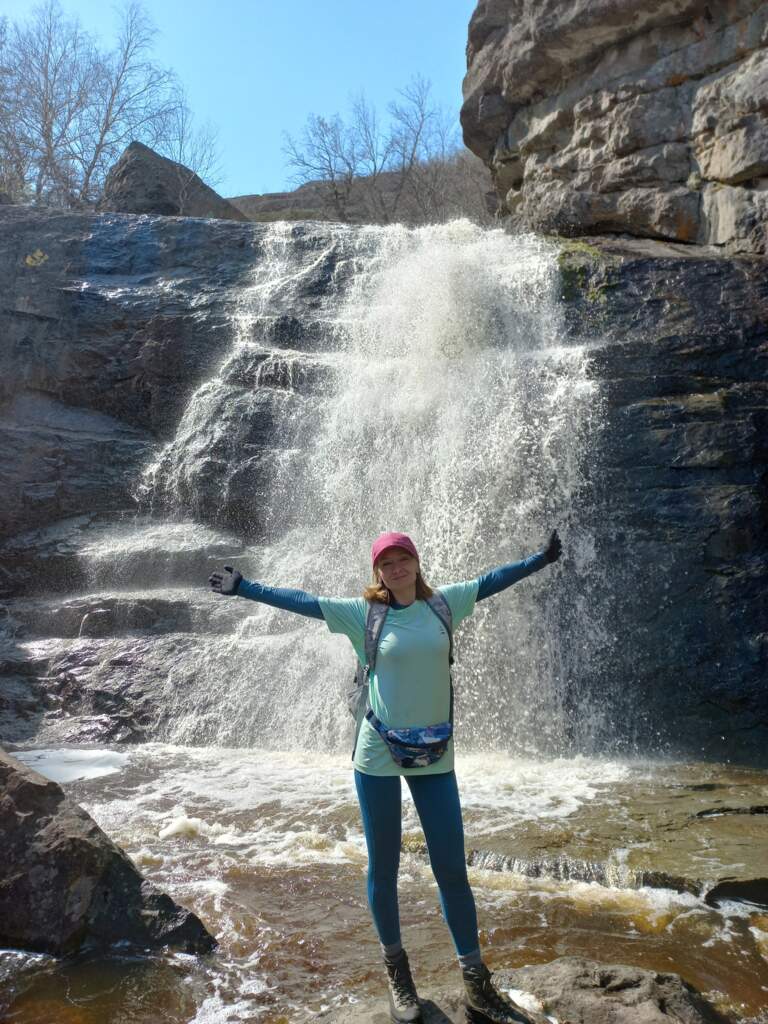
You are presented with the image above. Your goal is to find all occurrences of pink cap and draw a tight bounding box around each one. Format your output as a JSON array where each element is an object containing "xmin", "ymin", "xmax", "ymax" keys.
[{"xmin": 371, "ymin": 531, "xmax": 419, "ymax": 568}]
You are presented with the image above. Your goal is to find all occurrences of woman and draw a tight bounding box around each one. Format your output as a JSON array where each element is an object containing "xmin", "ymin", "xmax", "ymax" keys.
[{"xmin": 209, "ymin": 528, "xmax": 561, "ymax": 1024}]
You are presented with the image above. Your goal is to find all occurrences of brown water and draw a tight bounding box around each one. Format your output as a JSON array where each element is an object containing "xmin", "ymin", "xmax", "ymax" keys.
[{"xmin": 1, "ymin": 746, "xmax": 767, "ymax": 1023}]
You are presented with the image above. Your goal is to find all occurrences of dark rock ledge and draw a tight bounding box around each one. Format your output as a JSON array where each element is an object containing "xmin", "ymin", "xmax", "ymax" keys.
[{"xmin": 0, "ymin": 748, "xmax": 216, "ymax": 956}]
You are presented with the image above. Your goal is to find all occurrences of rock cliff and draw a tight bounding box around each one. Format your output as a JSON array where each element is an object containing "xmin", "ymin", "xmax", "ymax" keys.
[
  {"xmin": 461, "ymin": 0, "xmax": 768, "ymax": 252},
  {"xmin": 557, "ymin": 236, "xmax": 767, "ymax": 757}
]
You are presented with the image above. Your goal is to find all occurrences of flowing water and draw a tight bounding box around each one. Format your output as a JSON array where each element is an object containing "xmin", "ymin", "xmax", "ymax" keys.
[
  {"xmin": 2, "ymin": 747, "xmax": 767, "ymax": 1023},
  {"xmin": 135, "ymin": 221, "xmax": 608, "ymax": 754},
  {"xmin": 2, "ymin": 222, "xmax": 767, "ymax": 1021}
]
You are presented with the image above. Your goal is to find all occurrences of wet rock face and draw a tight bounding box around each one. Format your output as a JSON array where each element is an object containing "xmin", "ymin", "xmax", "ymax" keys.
[
  {"xmin": 0, "ymin": 206, "xmax": 336, "ymax": 552},
  {"xmin": 0, "ymin": 208, "xmax": 765, "ymax": 762},
  {"xmin": 0, "ymin": 749, "xmax": 216, "ymax": 955},
  {"xmin": 558, "ymin": 237, "xmax": 768, "ymax": 763},
  {"xmin": 461, "ymin": 0, "xmax": 768, "ymax": 253},
  {"xmin": 97, "ymin": 141, "xmax": 247, "ymax": 221},
  {"xmin": 0, "ymin": 392, "xmax": 152, "ymax": 544}
]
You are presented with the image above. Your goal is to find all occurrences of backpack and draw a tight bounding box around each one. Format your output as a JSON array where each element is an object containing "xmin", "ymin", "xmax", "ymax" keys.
[{"xmin": 346, "ymin": 591, "xmax": 454, "ymax": 759}]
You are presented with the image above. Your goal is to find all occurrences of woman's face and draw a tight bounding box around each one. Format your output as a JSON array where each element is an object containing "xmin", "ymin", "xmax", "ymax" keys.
[{"xmin": 376, "ymin": 547, "xmax": 419, "ymax": 591}]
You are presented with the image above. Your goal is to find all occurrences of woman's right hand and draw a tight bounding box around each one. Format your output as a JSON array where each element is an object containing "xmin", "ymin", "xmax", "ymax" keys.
[{"xmin": 208, "ymin": 565, "xmax": 243, "ymax": 596}]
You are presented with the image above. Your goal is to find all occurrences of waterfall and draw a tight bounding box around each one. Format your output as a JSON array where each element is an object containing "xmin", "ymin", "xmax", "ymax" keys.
[{"xmin": 86, "ymin": 220, "xmax": 607, "ymax": 752}]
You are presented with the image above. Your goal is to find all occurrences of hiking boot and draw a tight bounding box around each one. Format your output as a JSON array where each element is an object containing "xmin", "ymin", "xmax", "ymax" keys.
[
  {"xmin": 463, "ymin": 963, "xmax": 537, "ymax": 1024},
  {"xmin": 384, "ymin": 949, "xmax": 422, "ymax": 1023}
]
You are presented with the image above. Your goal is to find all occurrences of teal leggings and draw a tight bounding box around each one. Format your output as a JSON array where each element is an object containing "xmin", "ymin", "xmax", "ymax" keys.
[{"xmin": 354, "ymin": 769, "xmax": 480, "ymax": 957}]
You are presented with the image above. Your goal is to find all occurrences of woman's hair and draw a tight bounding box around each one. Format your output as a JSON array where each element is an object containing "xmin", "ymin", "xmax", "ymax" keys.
[{"xmin": 363, "ymin": 564, "xmax": 434, "ymax": 604}]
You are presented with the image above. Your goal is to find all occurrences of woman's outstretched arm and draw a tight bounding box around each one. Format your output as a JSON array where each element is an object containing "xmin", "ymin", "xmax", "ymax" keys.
[
  {"xmin": 208, "ymin": 566, "xmax": 323, "ymax": 619},
  {"xmin": 476, "ymin": 530, "xmax": 562, "ymax": 603}
]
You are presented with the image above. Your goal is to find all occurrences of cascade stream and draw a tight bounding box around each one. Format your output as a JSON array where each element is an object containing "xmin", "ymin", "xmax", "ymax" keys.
[{"xmin": 86, "ymin": 221, "xmax": 607, "ymax": 753}]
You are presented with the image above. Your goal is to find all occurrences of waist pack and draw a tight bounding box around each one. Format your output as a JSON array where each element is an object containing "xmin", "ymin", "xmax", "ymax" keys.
[
  {"xmin": 347, "ymin": 592, "xmax": 455, "ymax": 767},
  {"xmin": 365, "ymin": 711, "xmax": 453, "ymax": 768}
]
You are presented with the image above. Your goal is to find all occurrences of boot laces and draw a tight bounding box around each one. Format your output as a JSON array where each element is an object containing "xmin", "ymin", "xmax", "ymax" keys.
[
  {"xmin": 388, "ymin": 959, "xmax": 418, "ymax": 1006},
  {"xmin": 468, "ymin": 967, "xmax": 530, "ymax": 1022}
]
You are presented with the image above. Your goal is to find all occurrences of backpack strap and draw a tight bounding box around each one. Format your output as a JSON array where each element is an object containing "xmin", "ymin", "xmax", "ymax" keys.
[
  {"xmin": 364, "ymin": 600, "xmax": 390, "ymax": 677},
  {"xmin": 427, "ymin": 590, "xmax": 455, "ymax": 726},
  {"xmin": 350, "ymin": 601, "xmax": 390, "ymax": 761},
  {"xmin": 425, "ymin": 590, "xmax": 454, "ymax": 665}
]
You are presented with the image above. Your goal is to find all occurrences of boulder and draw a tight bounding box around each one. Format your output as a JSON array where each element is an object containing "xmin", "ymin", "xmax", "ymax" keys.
[
  {"xmin": 0, "ymin": 748, "xmax": 216, "ymax": 955},
  {"xmin": 461, "ymin": 0, "xmax": 768, "ymax": 252},
  {"xmin": 97, "ymin": 141, "xmax": 248, "ymax": 221},
  {"xmin": 318, "ymin": 957, "xmax": 730, "ymax": 1023},
  {"xmin": 705, "ymin": 877, "xmax": 768, "ymax": 909},
  {"xmin": 499, "ymin": 958, "xmax": 731, "ymax": 1024}
]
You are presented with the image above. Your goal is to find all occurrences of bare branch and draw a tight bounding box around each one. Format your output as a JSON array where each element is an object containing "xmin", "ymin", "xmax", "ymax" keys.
[
  {"xmin": 0, "ymin": 0, "xmax": 221, "ymax": 208},
  {"xmin": 283, "ymin": 112, "xmax": 358, "ymax": 221},
  {"xmin": 283, "ymin": 76, "xmax": 493, "ymax": 227}
]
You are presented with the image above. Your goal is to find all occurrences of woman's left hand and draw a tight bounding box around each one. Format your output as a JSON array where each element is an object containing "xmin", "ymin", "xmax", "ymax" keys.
[{"xmin": 543, "ymin": 529, "xmax": 562, "ymax": 564}]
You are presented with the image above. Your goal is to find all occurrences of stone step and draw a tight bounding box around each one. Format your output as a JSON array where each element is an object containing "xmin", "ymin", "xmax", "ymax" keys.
[
  {"xmin": 5, "ymin": 588, "xmax": 242, "ymax": 639},
  {"xmin": 1, "ymin": 514, "xmax": 246, "ymax": 597}
]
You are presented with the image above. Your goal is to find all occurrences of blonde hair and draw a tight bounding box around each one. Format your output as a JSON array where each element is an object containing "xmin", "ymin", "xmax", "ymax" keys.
[{"xmin": 363, "ymin": 565, "xmax": 434, "ymax": 604}]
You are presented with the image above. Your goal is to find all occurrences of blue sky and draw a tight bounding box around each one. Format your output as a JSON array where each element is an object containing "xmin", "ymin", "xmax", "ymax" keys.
[{"xmin": 1, "ymin": 0, "xmax": 477, "ymax": 196}]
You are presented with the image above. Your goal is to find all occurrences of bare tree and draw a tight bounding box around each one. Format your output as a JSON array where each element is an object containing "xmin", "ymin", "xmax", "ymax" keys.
[
  {"xmin": 158, "ymin": 91, "xmax": 222, "ymax": 213},
  {"xmin": 386, "ymin": 75, "xmax": 435, "ymax": 220},
  {"xmin": 350, "ymin": 92, "xmax": 393, "ymax": 222},
  {"xmin": 0, "ymin": 17, "xmax": 27, "ymax": 199},
  {"xmin": 283, "ymin": 75, "xmax": 494, "ymax": 227},
  {"xmin": 444, "ymin": 149, "xmax": 497, "ymax": 224},
  {"xmin": 71, "ymin": 1, "xmax": 178, "ymax": 204},
  {"xmin": 4, "ymin": 1, "xmax": 96, "ymax": 204},
  {"xmin": 0, "ymin": 0, "xmax": 221, "ymax": 207},
  {"xmin": 283, "ymin": 112, "xmax": 358, "ymax": 222}
]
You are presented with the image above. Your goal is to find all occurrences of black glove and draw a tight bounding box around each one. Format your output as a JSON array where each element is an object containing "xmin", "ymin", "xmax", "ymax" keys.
[
  {"xmin": 543, "ymin": 529, "xmax": 562, "ymax": 564},
  {"xmin": 209, "ymin": 565, "xmax": 242, "ymax": 596}
]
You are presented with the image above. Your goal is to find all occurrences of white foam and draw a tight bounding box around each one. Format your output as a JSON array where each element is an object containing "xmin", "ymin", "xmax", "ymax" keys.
[
  {"xmin": 132, "ymin": 846, "xmax": 164, "ymax": 869},
  {"xmin": 80, "ymin": 747, "xmax": 637, "ymax": 875},
  {"xmin": 13, "ymin": 747, "xmax": 129, "ymax": 783},
  {"xmin": 188, "ymin": 994, "xmax": 262, "ymax": 1024},
  {"xmin": 449, "ymin": 753, "xmax": 632, "ymax": 832},
  {"xmin": 159, "ymin": 814, "xmax": 217, "ymax": 840}
]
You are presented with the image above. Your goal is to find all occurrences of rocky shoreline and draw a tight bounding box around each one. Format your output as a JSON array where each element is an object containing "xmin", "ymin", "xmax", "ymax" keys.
[{"xmin": 318, "ymin": 957, "xmax": 734, "ymax": 1023}]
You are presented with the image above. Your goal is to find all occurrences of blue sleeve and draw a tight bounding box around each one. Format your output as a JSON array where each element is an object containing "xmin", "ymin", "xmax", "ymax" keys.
[
  {"xmin": 476, "ymin": 552, "xmax": 549, "ymax": 602},
  {"xmin": 235, "ymin": 578, "xmax": 324, "ymax": 619}
]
